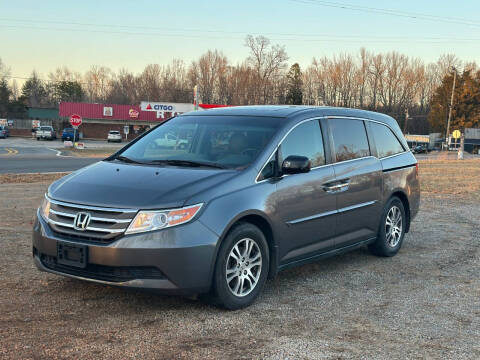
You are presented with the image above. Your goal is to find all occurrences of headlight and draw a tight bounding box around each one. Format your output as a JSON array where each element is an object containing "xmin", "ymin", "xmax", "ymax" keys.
[
  {"xmin": 40, "ymin": 196, "xmax": 51, "ymax": 220},
  {"xmin": 125, "ymin": 203, "xmax": 203, "ymax": 234}
]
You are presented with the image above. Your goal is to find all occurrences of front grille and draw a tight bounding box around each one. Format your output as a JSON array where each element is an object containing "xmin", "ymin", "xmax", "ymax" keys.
[
  {"xmin": 40, "ymin": 254, "xmax": 165, "ymax": 282},
  {"xmin": 46, "ymin": 198, "xmax": 137, "ymax": 243}
]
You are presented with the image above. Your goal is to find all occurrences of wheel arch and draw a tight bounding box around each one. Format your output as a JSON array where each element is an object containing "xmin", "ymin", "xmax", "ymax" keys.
[
  {"xmin": 212, "ymin": 210, "xmax": 278, "ymax": 282},
  {"xmin": 389, "ymin": 190, "xmax": 411, "ymax": 233}
]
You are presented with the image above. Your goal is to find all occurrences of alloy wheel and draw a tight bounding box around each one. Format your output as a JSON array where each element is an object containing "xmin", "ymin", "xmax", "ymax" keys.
[
  {"xmin": 385, "ymin": 205, "xmax": 403, "ymax": 248},
  {"xmin": 225, "ymin": 238, "xmax": 262, "ymax": 297}
]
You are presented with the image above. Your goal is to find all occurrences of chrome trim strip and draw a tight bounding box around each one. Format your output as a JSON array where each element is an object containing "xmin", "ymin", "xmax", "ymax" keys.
[
  {"xmin": 379, "ymin": 151, "xmax": 411, "ymax": 160},
  {"xmin": 287, "ymin": 200, "xmax": 377, "ymax": 225},
  {"xmin": 287, "ymin": 209, "xmax": 337, "ymax": 225},
  {"xmin": 255, "ymin": 114, "xmax": 409, "ymax": 184},
  {"xmin": 48, "ymin": 196, "xmax": 138, "ymax": 213},
  {"xmin": 50, "ymin": 209, "xmax": 75, "ymax": 218},
  {"xmin": 50, "ymin": 209, "xmax": 132, "ymax": 223},
  {"xmin": 330, "ymin": 155, "xmax": 376, "ymax": 165},
  {"xmin": 338, "ymin": 200, "xmax": 377, "ymax": 213},
  {"xmin": 47, "ymin": 218, "xmax": 126, "ymax": 234}
]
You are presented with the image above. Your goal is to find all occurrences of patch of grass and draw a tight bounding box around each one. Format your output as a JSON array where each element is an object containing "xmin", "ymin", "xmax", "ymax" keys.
[
  {"xmin": 419, "ymin": 159, "xmax": 480, "ymax": 199},
  {"xmin": 65, "ymin": 148, "xmax": 116, "ymax": 158},
  {"xmin": 0, "ymin": 172, "xmax": 69, "ymax": 184}
]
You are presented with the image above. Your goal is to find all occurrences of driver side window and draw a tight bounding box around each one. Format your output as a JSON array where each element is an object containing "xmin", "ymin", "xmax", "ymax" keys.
[{"xmin": 280, "ymin": 120, "xmax": 325, "ymax": 167}]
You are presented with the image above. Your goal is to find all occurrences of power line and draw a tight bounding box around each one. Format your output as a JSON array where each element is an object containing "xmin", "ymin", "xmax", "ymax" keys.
[
  {"xmin": 1, "ymin": 23, "xmax": 480, "ymax": 43},
  {"xmin": 287, "ymin": 0, "xmax": 480, "ymax": 27}
]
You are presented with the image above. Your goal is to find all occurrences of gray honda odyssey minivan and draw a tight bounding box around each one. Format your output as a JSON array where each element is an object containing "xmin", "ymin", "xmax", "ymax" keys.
[{"xmin": 33, "ymin": 106, "xmax": 420, "ymax": 309}]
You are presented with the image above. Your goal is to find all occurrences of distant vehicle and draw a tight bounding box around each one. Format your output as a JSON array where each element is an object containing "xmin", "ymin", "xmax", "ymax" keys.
[
  {"xmin": 412, "ymin": 145, "xmax": 428, "ymax": 154},
  {"xmin": 62, "ymin": 128, "xmax": 79, "ymax": 141},
  {"xmin": 36, "ymin": 126, "xmax": 56, "ymax": 141},
  {"xmin": 107, "ymin": 130, "xmax": 122, "ymax": 143},
  {"xmin": 153, "ymin": 132, "xmax": 188, "ymax": 149},
  {"xmin": 0, "ymin": 126, "xmax": 9, "ymax": 138}
]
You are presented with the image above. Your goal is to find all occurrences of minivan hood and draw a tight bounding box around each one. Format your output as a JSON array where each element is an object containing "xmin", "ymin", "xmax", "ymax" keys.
[{"xmin": 48, "ymin": 161, "xmax": 237, "ymax": 209}]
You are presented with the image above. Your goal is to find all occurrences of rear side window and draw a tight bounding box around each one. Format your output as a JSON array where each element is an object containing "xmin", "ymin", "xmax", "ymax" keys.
[
  {"xmin": 281, "ymin": 120, "xmax": 325, "ymax": 167},
  {"xmin": 329, "ymin": 118, "xmax": 370, "ymax": 162},
  {"xmin": 369, "ymin": 122, "xmax": 405, "ymax": 158}
]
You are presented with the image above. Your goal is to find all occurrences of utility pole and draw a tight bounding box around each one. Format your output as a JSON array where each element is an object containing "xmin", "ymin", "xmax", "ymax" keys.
[
  {"xmin": 445, "ymin": 67, "xmax": 457, "ymax": 146},
  {"xmin": 403, "ymin": 108, "xmax": 409, "ymax": 134}
]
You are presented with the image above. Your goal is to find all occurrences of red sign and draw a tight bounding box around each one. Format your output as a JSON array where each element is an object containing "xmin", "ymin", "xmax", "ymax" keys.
[
  {"xmin": 69, "ymin": 114, "xmax": 82, "ymax": 128},
  {"xmin": 129, "ymin": 109, "xmax": 139, "ymax": 118}
]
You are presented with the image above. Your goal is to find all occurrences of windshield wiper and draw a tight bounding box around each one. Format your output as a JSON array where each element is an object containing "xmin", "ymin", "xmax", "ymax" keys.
[
  {"xmin": 146, "ymin": 159, "xmax": 226, "ymax": 169},
  {"xmin": 115, "ymin": 155, "xmax": 145, "ymax": 164}
]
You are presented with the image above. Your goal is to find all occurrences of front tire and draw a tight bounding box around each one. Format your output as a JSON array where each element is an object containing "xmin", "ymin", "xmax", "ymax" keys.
[
  {"xmin": 212, "ymin": 223, "xmax": 269, "ymax": 310},
  {"xmin": 369, "ymin": 197, "xmax": 406, "ymax": 257}
]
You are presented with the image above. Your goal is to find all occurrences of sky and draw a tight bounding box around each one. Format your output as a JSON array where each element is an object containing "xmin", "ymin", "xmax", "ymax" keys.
[{"xmin": 1, "ymin": 0, "xmax": 480, "ymax": 81}]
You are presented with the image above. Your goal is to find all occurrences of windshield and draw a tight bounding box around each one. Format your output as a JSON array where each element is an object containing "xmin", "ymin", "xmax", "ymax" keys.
[
  {"xmin": 117, "ymin": 115, "xmax": 281, "ymax": 169},
  {"xmin": 40, "ymin": 126, "xmax": 52, "ymax": 131}
]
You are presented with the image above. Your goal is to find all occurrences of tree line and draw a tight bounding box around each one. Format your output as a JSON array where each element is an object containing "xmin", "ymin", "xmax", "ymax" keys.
[{"xmin": 1, "ymin": 35, "xmax": 478, "ymax": 134}]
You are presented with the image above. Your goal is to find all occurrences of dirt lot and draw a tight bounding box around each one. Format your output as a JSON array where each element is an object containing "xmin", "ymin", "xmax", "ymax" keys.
[{"xmin": 1, "ymin": 160, "xmax": 479, "ymax": 359}]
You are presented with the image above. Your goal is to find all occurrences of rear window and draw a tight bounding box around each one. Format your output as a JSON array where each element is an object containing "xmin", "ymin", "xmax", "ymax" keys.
[
  {"xmin": 329, "ymin": 118, "xmax": 370, "ymax": 162},
  {"xmin": 369, "ymin": 122, "xmax": 405, "ymax": 158},
  {"xmin": 40, "ymin": 126, "xmax": 52, "ymax": 131},
  {"xmin": 109, "ymin": 131, "xmax": 120, "ymax": 134}
]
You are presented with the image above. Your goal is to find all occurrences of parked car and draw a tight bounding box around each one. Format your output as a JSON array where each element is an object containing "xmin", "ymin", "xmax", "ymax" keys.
[
  {"xmin": 33, "ymin": 106, "xmax": 420, "ymax": 309},
  {"xmin": 36, "ymin": 126, "xmax": 57, "ymax": 140},
  {"xmin": 107, "ymin": 130, "xmax": 122, "ymax": 143},
  {"xmin": 0, "ymin": 125, "xmax": 9, "ymax": 138},
  {"xmin": 412, "ymin": 145, "xmax": 428, "ymax": 154},
  {"xmin": 153, "ymin": 132, "xmax": 189, "ymax": 149},
  {"xmin": 62, "ymin": 128, "xmax": 79, "ymax": 141}
]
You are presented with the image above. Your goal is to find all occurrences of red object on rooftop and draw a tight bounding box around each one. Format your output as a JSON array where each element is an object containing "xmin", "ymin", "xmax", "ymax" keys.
[{"xmin": 198, "ymin": 104, "xmax": 232, "ymax": 109}]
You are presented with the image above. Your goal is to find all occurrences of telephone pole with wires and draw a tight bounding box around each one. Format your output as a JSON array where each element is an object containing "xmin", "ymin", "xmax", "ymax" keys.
[{"xmin": 445, "ymin": 67, "xmax": 457, "ymax": 146}]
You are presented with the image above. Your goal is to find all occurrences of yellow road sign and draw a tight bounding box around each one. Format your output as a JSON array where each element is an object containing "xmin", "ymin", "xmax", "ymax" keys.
[{"xmin": 452, "ymin": 130, "xmax": 461, "ymax": 139}]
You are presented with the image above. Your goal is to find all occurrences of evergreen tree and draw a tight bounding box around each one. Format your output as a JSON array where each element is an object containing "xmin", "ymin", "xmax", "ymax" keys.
[
  {"xmin": 53, "ymin": 80, "xmax": 85, "ymax": 103},
  {"xmin": 0, "ymin": 78, "xmax": 11, "ymax": 117},
  {"xmin": 285, "ymin": 63, "xmax": 303, "ymax": 105},
  {"xmin": 21, "ymin": 72, "xmax": 47, "ymax": 107},
  {"xmin": 428, "ymin": 70, "xmax": 480, "ymax": 133}
]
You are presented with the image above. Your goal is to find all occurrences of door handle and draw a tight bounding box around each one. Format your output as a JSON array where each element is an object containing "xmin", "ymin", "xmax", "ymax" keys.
[{"xmin": 323, "ymin": 180, "xmax": 350, "ymax": 193}]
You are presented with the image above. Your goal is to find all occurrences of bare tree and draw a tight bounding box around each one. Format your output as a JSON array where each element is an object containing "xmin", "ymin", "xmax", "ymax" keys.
[
  {"xmin": 137, "ymin": 64, "xmax": 162, "ymax": 102},
  {"xmin": 189, "ymin": 50, "xmax": 228, "ymax": 104},
  {"xmin": 84, "ymin": 66, "xmax": 112, "ymax": 103},
  {"xmin": 107, "ymin": 69, "xmax": 138, "ymax": 104},
  {"xmin": 245, "ymin": 35, "xmax": 288, "ymax": 104}
]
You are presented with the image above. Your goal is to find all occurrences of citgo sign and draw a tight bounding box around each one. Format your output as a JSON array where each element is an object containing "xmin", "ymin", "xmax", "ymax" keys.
[{"xmin": 140, "ymin": 102, "xmax": 194, "ymax": 113}]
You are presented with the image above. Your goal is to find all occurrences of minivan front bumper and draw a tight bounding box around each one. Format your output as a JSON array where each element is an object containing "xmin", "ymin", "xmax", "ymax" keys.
[{"xmin": 32, "ymin": 210, "xmax": 220, "ymax": 295}]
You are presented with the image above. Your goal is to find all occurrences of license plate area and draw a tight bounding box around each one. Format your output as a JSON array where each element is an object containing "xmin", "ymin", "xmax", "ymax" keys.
[{"xmin": 57, "ymin": 242, "xmax": 87, "ymax": 268}]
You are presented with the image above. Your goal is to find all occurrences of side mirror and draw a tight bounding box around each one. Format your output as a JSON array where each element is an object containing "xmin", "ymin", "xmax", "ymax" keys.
[{"xmin": 281, "ymin": 155, "xmax": 311, "ymax": 174}]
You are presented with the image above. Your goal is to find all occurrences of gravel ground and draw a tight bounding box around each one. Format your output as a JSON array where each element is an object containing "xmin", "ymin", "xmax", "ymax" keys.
[{"xmin": 0, "ymin": 167, "xmax": 479, "ymax": 359}]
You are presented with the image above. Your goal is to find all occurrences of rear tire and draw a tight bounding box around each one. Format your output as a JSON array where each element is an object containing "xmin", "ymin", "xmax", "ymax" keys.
[
  {"xmin": 369, "ymin": 197, "xmax": 406, "ymax": 257},
  {"xmin": 212, "ymin": 223, "xmax": 269, "ymax": 310}
]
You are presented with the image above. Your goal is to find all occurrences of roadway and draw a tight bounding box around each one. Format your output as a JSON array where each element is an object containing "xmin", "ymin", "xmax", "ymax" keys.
[{"xmin": 0, "ymin": 138, "xmax": 121, "ymax": 174}]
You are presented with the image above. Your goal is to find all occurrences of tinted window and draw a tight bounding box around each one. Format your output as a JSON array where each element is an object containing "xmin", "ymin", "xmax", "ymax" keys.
[
  {"xmin": 258, "ymin": 155, "xmax": 276, "ymax": 181},
  {"xmin": 281, "ymin": 120, "xmax": 325, "ymax": 167},
  {"xmin": 369, "ymin": 122, "xmax": 405, "ymax": 158},
  {"xmin": 330, "ymin": 119, "xmax": 370, "ymax": 162}
]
